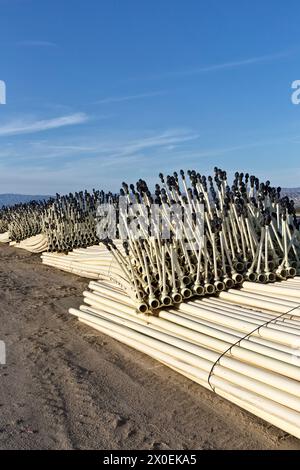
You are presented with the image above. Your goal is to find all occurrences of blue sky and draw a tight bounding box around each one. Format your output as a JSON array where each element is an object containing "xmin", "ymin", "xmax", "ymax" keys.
[{"xmin": 0, "ymin": 0, "xmax": 300, "ymax": 194}]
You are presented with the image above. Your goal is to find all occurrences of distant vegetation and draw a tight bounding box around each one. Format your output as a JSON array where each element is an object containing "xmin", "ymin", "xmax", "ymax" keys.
[{"xmin": 0, "ymin": 194, "xmax": 52, "ymax": 207}]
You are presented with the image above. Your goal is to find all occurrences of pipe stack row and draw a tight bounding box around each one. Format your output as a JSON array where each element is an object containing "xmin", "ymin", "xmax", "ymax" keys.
[
  {"xmin": 0, "ymin": 231, "xmax": 10, "ymax": 243},
  {"xmin": 42, "ymin": 244, "xmax": 116, "ymax": 279},
  {"xmin": 10, "ymin": 233, "xmax": 49, "ymax": 253},
  {"xmin": 70, "ymin": 277, "xmax": 300, "ymax": 439},
  {"xmin": 1, "ymin": 167, "xmax": 300, "ymax": 311},
  {"xmin": 94, "ymin": 168, "xmax": 300, "ymax": 312},
  {"xmin": 0, "ymin": 190, "xmax": 114, "ymax": 253},
  {"xmin": 42, "ymin": 190, "xmax": 116, "ymax": 252},
  {"xmin": 0, "ymin": 200, "xmax": 48, "ymax": 243},
  {"xmin": 1, "ymin": 166, "xmax": 300, "ymax": 439}
]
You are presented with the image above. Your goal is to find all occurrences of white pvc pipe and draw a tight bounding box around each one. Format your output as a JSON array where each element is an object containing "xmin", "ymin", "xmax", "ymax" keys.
[{"xmin": 70, "ymin": 309, "xmax": 300, "ymax": 439}]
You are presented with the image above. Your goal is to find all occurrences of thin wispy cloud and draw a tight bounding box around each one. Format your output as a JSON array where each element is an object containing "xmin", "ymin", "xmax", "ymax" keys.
[
  {"xmin": 85, "ymin": 129, "xmax": 199, "ymax": 163},
  {"xmin": 138, "ymin": 50, "xmax": 291, "ymax": 80},
  {"xmin": 94, "ymin": 91, "xmax": 165, "ymax": 104},
  {"xmin": 0, "ymin": 113, "xmax": 88, "ymax": 137},
  {"xmin": 118, "ymin": 129, "xmax": 198, "ymax": 155},
  {"xmin": 2, "ymin": 127, "xmax": 298, "ymax": 193},
  {"xmin": 16, "ymin": 40, "xmax": 58, "ymax": 47},
  {"xmin": 164, "ymin": 136, "xmax": 294, "ymax": 162},
  {"xmin": 0, "ymin": 128, "xmax": 200, "ymax": 192},
  {"xmin": 0, "ymin": 129, "xmax": 199, "ymax": 164},
  {"xmin": 42, "ymin": 144, "xmax": 96, "ymax": 151}
]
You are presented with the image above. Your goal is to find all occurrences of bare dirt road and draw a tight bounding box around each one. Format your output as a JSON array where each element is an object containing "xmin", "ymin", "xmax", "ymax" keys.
[{"xmin": 0, "ymin": 244, "xmax": 299, "ymax": 450}]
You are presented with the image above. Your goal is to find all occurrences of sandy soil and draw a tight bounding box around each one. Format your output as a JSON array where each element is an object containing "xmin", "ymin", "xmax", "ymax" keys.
[{"xmin": 0, "ymin": 244, "xmax": 300, "ymax": 450}]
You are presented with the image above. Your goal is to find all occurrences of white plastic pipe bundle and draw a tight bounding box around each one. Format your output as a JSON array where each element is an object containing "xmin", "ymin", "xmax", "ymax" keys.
[
  {"xmin": 0, "ymin": 231, "xmax": 10, "ymax": 243},
  {"xmin": 1, "ymin": 201, "xmax": 47, "ymax": 243},
  {"xmin": 41, "ymin": 245, "xmax": 111, "ymax": 278},
  {"xmin": 41, "ymin": 243, "xmax": 146, "ymax": 308},
  {"xmin": 42, "ymin": 190, "xmax": 108, "ymax": 252},
  {"xmin": 0, "ymin": 190, "xmax": 104, "ymax": 253},
  {"xmin": 12, "ymin": 233, "xmax": 49, "ymax": 253},
  {"xmin": 94, "ymin": 167, "xmax": 300, "ymax": 312},
  {"xmin": 70, "ymin": 279, "xmax": 300, "ymax": 439},
  {"xmin": 42, "ymin": 240, "xmax": 300, "ymax": 315}
]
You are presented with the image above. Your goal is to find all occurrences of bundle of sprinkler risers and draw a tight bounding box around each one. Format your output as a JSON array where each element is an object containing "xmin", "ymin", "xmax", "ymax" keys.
[
  {"xmin": 0, "ymin": 190, "xmax": 113, "ymax": 253},
  {"xmin": 0, "ymin": 200, "xmax": 49, "ymax": 250},
  {"xmin": 45, "ymin": 190, "xmax": 119, "ymax": 252},
  {"xmin": 2, "ymin": 167, "xmax": 300, "ymax": 439},
  {"xmin": 45, "ymin": 168, "xmax": 300, "ymax": 310}
]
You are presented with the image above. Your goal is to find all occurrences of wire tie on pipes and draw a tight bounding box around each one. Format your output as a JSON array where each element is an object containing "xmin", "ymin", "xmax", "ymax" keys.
[{"xmin": 207, "ymin": 302, "xmax": 300, "ymax": 392}]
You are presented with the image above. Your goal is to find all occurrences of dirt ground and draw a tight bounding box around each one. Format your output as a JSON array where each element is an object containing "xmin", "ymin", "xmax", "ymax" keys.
[{"xmin": 0, "ymin": 244, "xmax": 300, "ymax": 450}]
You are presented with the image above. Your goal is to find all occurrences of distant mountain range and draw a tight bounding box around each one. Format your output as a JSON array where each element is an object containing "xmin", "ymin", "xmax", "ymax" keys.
[
  {"xmin": 0, "ymin": 188, "xmax": 300, "ymax": 208},
  {"xmin": 0, "ymin": 194, "xmax": 52, "ymax": 207},
  {"xmin": 282, "ymin": 188, "xmax": 300, "ymax": 208}
]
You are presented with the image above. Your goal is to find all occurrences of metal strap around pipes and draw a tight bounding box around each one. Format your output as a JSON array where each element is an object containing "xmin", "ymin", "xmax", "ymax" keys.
[{"xmin": 207, "ymin": 302, "xmax": 300, "ymax": 392}]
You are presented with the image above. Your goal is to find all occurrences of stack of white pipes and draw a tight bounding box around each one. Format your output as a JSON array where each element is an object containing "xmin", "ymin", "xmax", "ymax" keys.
[
  {"xmin": 41, "ymin": 243, "xmax": 143, "ymax": 306},
  {"xmin": 4, "ymin": 229, "xmax": 300, "ymax": 438},
  {"xmin": 70, "ymin": 278, "xmax": 300, "ymax": 439},
  {"xmin": 42, "ymin": 245, "xmax": 111, "ymax": 279},
  {"xmin": 10, "ymin": 233, "xmax": 49, "ymax": 253},
  {"xmin": 218, "ymin": 282, "xmax": 300, "ymax": 315},
  {"xmin": 0, "ymin": 231, "xmax": 10, "ymax": 243}
]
